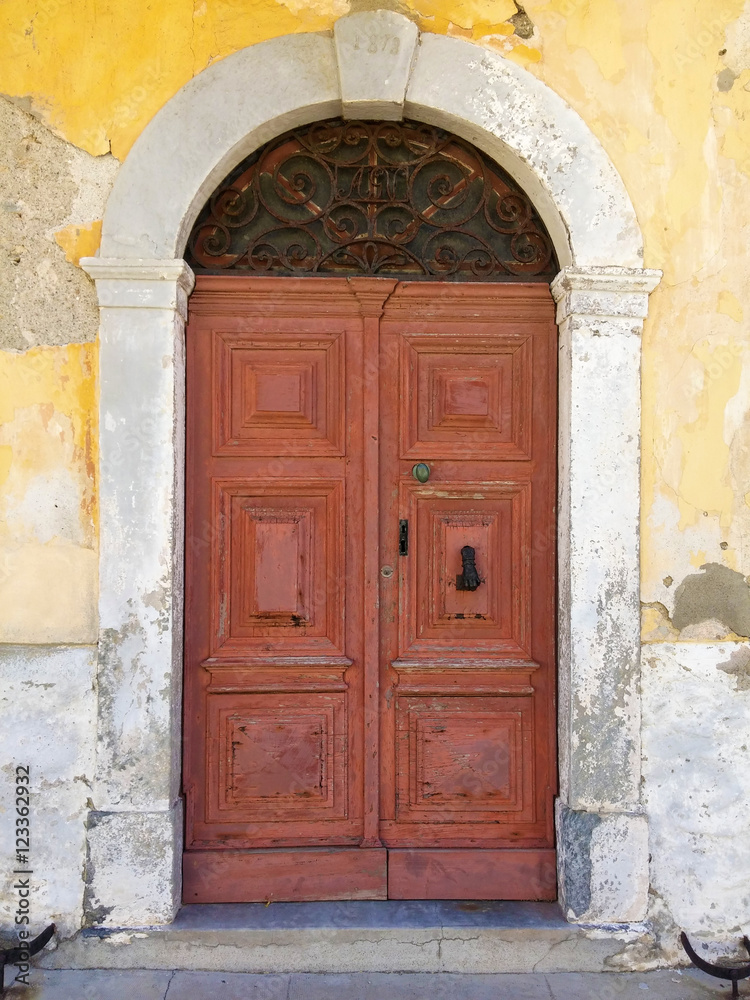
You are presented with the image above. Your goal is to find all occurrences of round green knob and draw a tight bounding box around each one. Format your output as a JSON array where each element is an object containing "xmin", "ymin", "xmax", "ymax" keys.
[{"xmin": 412, "ymin": 462, "xmax": 430, "ymax": 483}]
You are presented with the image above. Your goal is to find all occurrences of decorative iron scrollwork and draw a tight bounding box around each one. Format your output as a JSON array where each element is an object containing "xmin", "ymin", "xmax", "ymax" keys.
[{"xmin": 186, "ymin": 120, "xmax": 558, "ymax": 280}]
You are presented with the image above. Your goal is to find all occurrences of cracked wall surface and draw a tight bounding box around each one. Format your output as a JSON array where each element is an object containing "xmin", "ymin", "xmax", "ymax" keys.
[
  {"xmin": 0, "ymin": 0, "xmax": 749, "ymax": 953},
  {"xmin": 0, "ymin": 96, "xmax": 117, "ymax": 352}
]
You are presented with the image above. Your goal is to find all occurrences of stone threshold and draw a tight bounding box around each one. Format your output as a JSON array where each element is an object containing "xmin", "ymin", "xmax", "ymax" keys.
[{"xmin": 40, "ymin": 902, "xmax": 656, "ymax": 974}]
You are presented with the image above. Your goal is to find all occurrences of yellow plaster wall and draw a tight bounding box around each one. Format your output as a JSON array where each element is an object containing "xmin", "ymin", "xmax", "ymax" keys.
[
  {"xmin": 1, "ymin": 0, "xmax": 749, "ymax": 640},
  {"xmin": 0, "ymin": 344, "xmax": 98, "ymax": 643}
]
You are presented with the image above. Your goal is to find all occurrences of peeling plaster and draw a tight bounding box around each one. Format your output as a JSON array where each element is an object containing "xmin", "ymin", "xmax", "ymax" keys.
[
  {"xmin": 0, "ymin": 343, "xmax": 98, "ymax": 643},
  {"xmin": 641, "ymin": 602, "xmax": 680, "ymax": 643},
  {"xmin": 717, "ymin": 644, "xmax": 750, "ymax": 690},
  {"xmin": 54, "ymin": 220, "xmax": 103, "ymax": 267},
  {"xmin": 0, "ymin": 96, "xmax": 116, "ymax": 350},
  {"xmin": 0, "ymin": 647, "xmax": 97, "ymax": 939},
  {"xmin": 672, "ymin": 562, "xmax": 750, "ymax": 637},
  {"xmin": 642, "ymin": 643, "xmax": 750, "ymax": 938},
  {"xmin": 643, "ymin": 561, "xmax": 750, "ymax": 643}
]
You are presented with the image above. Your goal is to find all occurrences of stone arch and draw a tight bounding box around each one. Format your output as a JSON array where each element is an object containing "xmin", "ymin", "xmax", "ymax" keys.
[
  {"xmin": 81, "ymin": 9, "xmax": 660, "ymax": 934},
  {"xmin": 98, "ymin": 11, "xmax": 641, "ymax": 270}
]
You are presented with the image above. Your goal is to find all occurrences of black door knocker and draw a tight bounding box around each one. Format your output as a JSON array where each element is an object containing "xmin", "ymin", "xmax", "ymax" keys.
[{"xmin": 456, "ymin": 545, "xmax": 481, "ymax": 591}]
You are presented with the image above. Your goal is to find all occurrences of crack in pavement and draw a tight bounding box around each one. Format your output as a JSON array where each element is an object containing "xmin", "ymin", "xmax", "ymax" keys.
[
  {"xmin": 542, "ymin": 972, "xmax": 557, "ymax": 999},
  {"xmin": 163, "ymin": 968, "xmax": 176, "ymax": 999}
]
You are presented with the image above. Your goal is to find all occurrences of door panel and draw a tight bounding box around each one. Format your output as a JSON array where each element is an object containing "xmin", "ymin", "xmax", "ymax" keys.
[
  {"xmin": 379, "ymin": 283, "xmax": 556, "ymax": 889},
  {"xmin": 215, "ymin": 479, "xmax": 345, "ymax": 654},
  {"xmin": 214, "ymin": 328, "xmax": 345, "ymax": 456},
  {"xmin": 396, "ymin": 694, "xmax": 533, "ymax": 819},
  {"xmin": 400, "ymin": 333, "xmax": 532, "ymax": 460},
  {"xmin": 399, "ymin": 482, "xmax": 529, "ymax": 654},
  {"xmin": 184, "ymin": 278, "xmax": 384, "ymax": 898},
  {"xmin": 183, "ymin": 277, "xmax": 556, "ymax": 902},
  {"xmin": 184, "ymin": 847, "xmax": 389, "ymax": 904}
]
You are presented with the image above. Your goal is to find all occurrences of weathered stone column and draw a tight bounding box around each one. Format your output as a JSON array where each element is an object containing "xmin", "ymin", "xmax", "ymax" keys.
[
  {"xmin": 80, "ymin": 258, "xmax": 194, "ymax": 926},
  {"xmin": 552, "ymin": 266, "xmax": 661, "ymax": 923}
]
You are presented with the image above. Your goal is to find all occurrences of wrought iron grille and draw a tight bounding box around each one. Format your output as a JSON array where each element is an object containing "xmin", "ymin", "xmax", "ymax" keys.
[{"xmin": 186, "ymin": 119, "xmax": 558, "ymax": 281}]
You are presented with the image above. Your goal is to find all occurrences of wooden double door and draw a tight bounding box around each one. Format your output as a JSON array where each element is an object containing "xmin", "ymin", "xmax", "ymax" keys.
[{"xmin": 183, "ymin": 276, "xmax": 557, "ymax": 902}]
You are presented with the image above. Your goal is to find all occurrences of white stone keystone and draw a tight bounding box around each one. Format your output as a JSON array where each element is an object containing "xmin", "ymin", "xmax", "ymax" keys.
[{"xmin": 334, "ymin": 10, "xmax": 418, "ymax": 121}]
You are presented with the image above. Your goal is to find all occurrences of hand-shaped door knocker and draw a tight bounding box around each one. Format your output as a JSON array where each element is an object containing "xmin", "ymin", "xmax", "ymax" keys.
[{"xmin": 456, "ymin": 545, "xmax": 481, "ymax": 591}]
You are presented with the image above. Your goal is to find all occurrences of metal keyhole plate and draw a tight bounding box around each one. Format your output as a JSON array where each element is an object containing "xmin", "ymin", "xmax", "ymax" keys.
[{"xmin": 381, "ymin": 565, "xmax": 394, "ymax": 578}]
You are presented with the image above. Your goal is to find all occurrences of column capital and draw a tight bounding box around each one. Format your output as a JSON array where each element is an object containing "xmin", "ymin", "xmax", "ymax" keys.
[
  {"xmin": 551, "ymin": 265, "xmax": 662, "ymax": 324},
  {"xmin": 80, "ymin": 257, "xmax": 195, "ymax": 317}
]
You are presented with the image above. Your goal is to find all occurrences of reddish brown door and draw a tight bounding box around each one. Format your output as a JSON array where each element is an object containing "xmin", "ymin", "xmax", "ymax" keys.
[{"xmin": 183, "ymin": 276, "xmax": 557, "ymax": 903}]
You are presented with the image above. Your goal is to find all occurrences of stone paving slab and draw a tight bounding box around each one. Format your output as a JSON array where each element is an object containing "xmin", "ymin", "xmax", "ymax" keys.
[
  {"xmin": 3, "ymin": 969, "xmax": 173, "ymax": 999},
  {"xmin": 288, "ymin": 972, "xmax": 550, "ymax": 999},
  {"xmin": 2, "ymin": 968, "xmax": 738, "ymax": 998},
  {"xmin": 167, "ymin": 971, "xmax": 289, "ymax": 999},
  {"xmin": 285, "ymin": 972, "xmax": 735, "ymax": 998}
]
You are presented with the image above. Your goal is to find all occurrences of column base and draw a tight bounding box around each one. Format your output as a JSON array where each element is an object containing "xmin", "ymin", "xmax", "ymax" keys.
[
  {"xmin": 84, "ymin": 803, "xmax": 183, "ymax": 927},
  {"xmin": 557, "ymin": 801, "xmax": 649, "ymax": 923}
]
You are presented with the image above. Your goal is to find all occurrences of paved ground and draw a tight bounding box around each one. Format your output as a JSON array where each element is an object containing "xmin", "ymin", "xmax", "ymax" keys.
[{"xmin": 1, "ymin": 969, "xmax": 742, "ymax": 998}]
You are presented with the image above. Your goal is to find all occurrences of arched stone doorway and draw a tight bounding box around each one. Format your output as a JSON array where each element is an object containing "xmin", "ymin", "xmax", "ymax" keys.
[
  {"xmin": 181, "ymin": 118, "xmax": 559, "ymax": 902},
  {"xmin": 81, "ymin": 9, "xmax": 660, "ymax": 929}
]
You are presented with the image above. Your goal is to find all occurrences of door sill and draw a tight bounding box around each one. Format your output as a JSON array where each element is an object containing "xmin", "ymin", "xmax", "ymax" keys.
[{"xmin": 45, "ymin": 901, "xmax": 654, "ymax": 974}]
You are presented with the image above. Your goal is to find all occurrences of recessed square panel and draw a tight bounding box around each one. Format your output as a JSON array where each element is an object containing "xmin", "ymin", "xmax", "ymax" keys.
[
  {"xmin": 214, "ymin": 330, "xmax": 345, "ymax": 456},
  {"xmin": 399, "ymin": 481, "xmax": 532, "ymax": 658},
  {"xmin": 432, "ymin": 369, "xmax": 501, "ymax": 432},
  {"xmin": 212, "ymin": 479, "xmax": 345, "ymax": 656},
  {"xmin": 238, "ymin": 504, "xmax": 314, "ymax": 626},
  {"xmin": 245, "ymin": 363, "xmax": 312, "ymax": 422},
  {"xmin": 226, "ymin": 711, "xmax": 330, "ymax": 804},
  {"xmin": 396, "ymin": 694, "xmax": 533, "ymax": 823},
  {"xmin": 441, "ymin": 373, "xmax": 491, "ymax": 419},
  {"xmin": 208, "ymin": 692, "xmax": 348, "ymax": 824},
  {"xmin": 400, "ymin": 335, "xmax": 532, "ymax": 459},
  {"xmin": 437, "ymin": 511, "xmax": 497, "ymax": 621}
]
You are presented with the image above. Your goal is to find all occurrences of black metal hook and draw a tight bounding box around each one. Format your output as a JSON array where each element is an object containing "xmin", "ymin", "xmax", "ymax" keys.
[
  {"xmin": 0, "ymin": 923, "xmax": 55, "ymax": 996},
  {"xmin": 680, "ymin": 931, "xmax": 750, "ymax": 998}
]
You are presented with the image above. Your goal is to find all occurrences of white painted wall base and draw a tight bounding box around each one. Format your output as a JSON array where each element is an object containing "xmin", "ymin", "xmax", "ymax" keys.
[
  {"xmin": 0, "ymin": 646, "xmax": 96, "ymax": 939},
  {"xmin": 85, "ymin": 806, "xmax": 183, "ymax": 927},
  {"xmin": 643, "ymin": 642, "xmax": 750, "ymax": 938}
]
